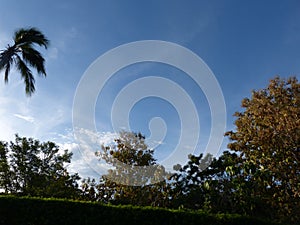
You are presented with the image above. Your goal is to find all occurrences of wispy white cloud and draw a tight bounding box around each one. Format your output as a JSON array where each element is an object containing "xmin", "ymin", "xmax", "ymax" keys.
[
  {"xmin": 52, "ymin": 128, "xmax": 118, "ymax": 179},
  {"xmin": 56, "ymin": 27, "xmax": 78, "ymax": 51},
  {"xmin": 47, "ymin": 47, "xmax": 59, "ymax": 60},
  {"xmin": 14, "ymin": 114, "xmax": 35, "ymax": 123},
  {"xmin": 0, "ymin": 71, "xmax": 69, "ymax": 141},
  {"xmin": 44, "ymin": 26, "xmax": 78, "ymax": 62}
]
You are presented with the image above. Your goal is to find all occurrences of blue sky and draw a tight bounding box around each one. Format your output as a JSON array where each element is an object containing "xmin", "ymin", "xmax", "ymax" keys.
[{"xmin": 0, "ymin": 0, "xmax": 299, "ymax": 178}]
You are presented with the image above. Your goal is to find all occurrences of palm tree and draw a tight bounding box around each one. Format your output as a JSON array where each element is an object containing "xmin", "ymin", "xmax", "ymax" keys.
[{"xmin": 0, "ymin": 27, "xmax": 49, "ymax": 96}]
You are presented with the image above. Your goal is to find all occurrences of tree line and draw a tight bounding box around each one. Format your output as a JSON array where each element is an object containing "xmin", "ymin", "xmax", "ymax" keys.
[
  {"xmin": 0, "ymin": 76, "xmax": 299, "ymax": 224},
  {"xmin": 0, "ymin": 28, "xmax": 299, "ymax": 224}
]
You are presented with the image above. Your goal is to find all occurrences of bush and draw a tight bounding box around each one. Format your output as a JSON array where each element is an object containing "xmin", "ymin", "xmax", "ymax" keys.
[{"xmin": 0, "ymin": 195, "xmax": 283, "ymax": 225}]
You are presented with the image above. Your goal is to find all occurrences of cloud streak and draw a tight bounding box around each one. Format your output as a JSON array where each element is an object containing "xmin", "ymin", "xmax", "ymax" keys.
[
  {"xmin": 14, "ymin": 114, "xmax": 35, "ymax": 123},
  {"xmin": 56, "ymin": 128, "xmax": 118, "ymax": 179}
]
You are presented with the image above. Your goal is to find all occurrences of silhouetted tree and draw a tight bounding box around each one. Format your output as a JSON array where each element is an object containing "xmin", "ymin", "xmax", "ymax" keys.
[
  {"xmin": 0, "ymin": 27, "xmax": 49, "ymax": 95},
  {"xmin": 0, "ymin": 135, "xmax": 80, "ymax": 198}
]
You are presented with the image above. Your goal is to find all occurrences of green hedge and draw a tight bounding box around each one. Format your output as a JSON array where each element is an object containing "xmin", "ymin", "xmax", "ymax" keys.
[{"xmin": 0, "ymin": 195, "xmax": 283, "ymax": 225}]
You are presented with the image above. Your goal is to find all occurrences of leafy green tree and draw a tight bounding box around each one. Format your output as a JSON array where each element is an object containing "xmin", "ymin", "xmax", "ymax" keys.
[
  {"xmin": 225, "ymin": 76, "xmax": 300, "ymax": 222},
  {"xmin": 0, "ymin": 142, "xmax": 12, "ymax": 193},
  {"xmin": 171, "ymin": 153, "xmax": 213, "ymax": 209},
  {"xmin": 171, "ymin": 151, "xmax": 273, "ymax": 219},
  {"xmin": 80, "ymin": 177, "xmax": 97, "ymax": 201},
  {"xmin": 169, "ymin": 76, "xmax": 299, "ymax": 223},
  {"xmin": 171, "ymin": 152, "xmax": 238, "ymax": 211},
  {"xmin": 0, "ymin": 135, "xmax": 80, "ymax": 198},
  {"xmin": 95, "ymin": 131, "xmax": 170, "ymax": 206},
  {"xmin": 0, "ymin": 27, "xmax": 49, "ymax": 96}
]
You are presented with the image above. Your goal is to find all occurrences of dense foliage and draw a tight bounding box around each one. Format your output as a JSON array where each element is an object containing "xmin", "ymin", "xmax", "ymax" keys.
[
  {"xmin": 0, "ymin": 195, "xmax": 282, "ymax": 225},
  {"xmin": 226, "ymin": 77, "xmax": 300, "ymax": 222},
  {"xmin": 0, "ymin": 135, "xmax": 80, "ymax": 198},
  {"xmin": 164, "ymin": 77, "xmax": 299, "ymax": 224},
  {"xmin": 82, "ymin": 131, "xmax": 171, "ymax": 207}
]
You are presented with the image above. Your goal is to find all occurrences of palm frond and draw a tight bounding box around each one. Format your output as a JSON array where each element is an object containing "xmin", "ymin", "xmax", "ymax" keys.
[
  {"xmin": 0, "ymin": 47, "xmax": 15, "ymax": 83},
  {"xmin": 21, "ymin": 45, "xmax": 46, "ymax": 76},
  {"xmin": 4, "ymin": 60, "xmax": 11, "ymax": 83},
  {"xmin": 15, "ymin": 55, "xmax": 35, "ymax": 96},
  {"xmin": 1, "ymin": 27, "xmax": 49, "ymax": 96},
  {"xmin": 14, "ymin": 27, "xmax": 49, "ymax": 49},
  {"xmin": 0, "ymin": 52, "xmax": 7, "ymax": 70},
  {"xmin": 0, "ymin": 46, "xmax": 15, "ymax": 71}
]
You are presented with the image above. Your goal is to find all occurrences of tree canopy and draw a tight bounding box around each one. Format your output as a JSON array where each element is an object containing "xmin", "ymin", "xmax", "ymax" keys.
[
  {"xmin": 81, "ymin": 131, "xmax": 171, "ymax": 207},
  {"xmin": 169, "ymin": 77, "xmax": 300, "ymax": 223},
  {"xmin": 0, "ymin": 135, "xmax": 80, "ymax": 198},
  {"xmin": 225, "ymin": 76, "xmax": 300, "ymax": 221}
]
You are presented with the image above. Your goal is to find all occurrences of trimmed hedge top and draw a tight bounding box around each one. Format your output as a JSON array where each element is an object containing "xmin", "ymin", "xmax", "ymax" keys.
[{"xmin": 0, "ymin": 195, "xmax": 283, "ymax": 225}]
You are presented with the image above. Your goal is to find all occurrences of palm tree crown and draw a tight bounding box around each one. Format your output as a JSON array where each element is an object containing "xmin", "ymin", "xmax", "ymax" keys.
[{"xmin": 0, "ymin": 27, "xmax": 49, "ymax": 96}]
